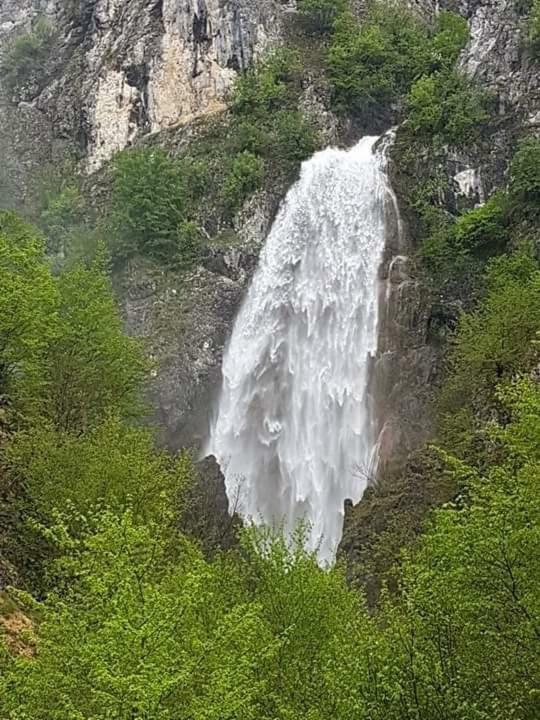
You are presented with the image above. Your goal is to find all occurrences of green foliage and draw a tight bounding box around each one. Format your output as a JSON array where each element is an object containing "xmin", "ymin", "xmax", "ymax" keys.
[
  {"xmin": 232, "ymin": 49, "xmax": 302, "ymax": 118},
  {"xmin": 39, "ymin": 186, "xmax": 87, "ymax": 255},
  {"xmin": 417, "ymin": 194, "xmax": 509, "ymax": 292},
  {"xmin": 528, "ymin": 0, "xmax": 540, "ymax": 56},
  {"xmin": 454, "ymin": 192, "xmax": 509, "ymax": 255},
  {"xmin": 327, "ymin": 4, "xmax": 469, "ymax": 123},
  {"xmin": 0, "ymin": 517, "xmax": 373, "ymax": 720},
  {"xmin": 0, "ymin": 213, "xmax": 58, "ymax": 406},
  {"xmin": 230, "ymin": 49, "xmax": 318, "ymax": 178},
  {"xmin": 7, "ymin": 418, "xmax": 192, "ymax": 527},
  {"xmin": 1, "ymin": 18, "xmax": 54, "ymax": 93},
  {"xmin": 327, "ymin": 8, "xmax": 426, "ymax": 118},
  {"xmin": 221, "ymin": 151, "xmax": 265, "ymax": 215},
  {"xmin": 430, "ymin": 11, "xmax": 469, "ymax": 68},
  {"xmin": 44, "ymin": 261, "xmax": 146, "ymax": 432},
  {"xmin": 110, "ymin": 148, "xmax": 203, "ymax": 266},
  {"xmin": 509, "ymin": 136, "xmax": 540, "ymax": 211},
  {"xmin": 0, "ymin": 212, "xmax": 145, "ymax": 428},
  {"xmin": 1, "ymin": 512, "xmax": 267, "ymax": 720},
  {"xmin": 406, "ymin": 70, "xmax": 490, "ymax": 144},
  {"xmin": 297, "ymin": 0, "xmax": 348, "ymax": 34},
  {"xmin": 440, "ymin": 247, "xmax": 540, "ymax": 443}
]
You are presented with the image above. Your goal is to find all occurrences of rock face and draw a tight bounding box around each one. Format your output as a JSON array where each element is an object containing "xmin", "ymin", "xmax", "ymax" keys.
[
  {"xmin": 0, "ymin": 0, "xmax": 288, "ymax": 205},
  {"xmin": 117, "ymin": 235, "xmax": 264, "ymax": 452},
  {"xmin": 340, "ymin": 0, "xmax": 540, "ymax": 582}
]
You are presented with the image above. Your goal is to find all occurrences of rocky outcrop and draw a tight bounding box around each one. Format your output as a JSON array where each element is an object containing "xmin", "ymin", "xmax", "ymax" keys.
[
  {"xmin": 340, "ymin": 0, "xmax": 540, "ymax": 588},
  {"xmin": 181, "ymin": 455, "xmax": 240, "ymax": 554},
  {"xmin": 118, "ymin": 245, "xmax": 259, "ymax": 452},
  {"xmin": 0, "ymin": 0, "xmax": 289, "ymax": 207}
]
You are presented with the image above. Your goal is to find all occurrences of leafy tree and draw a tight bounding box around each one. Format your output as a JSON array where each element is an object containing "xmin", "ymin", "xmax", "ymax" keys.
[
  {"xmin": 406, "ymin": 70, "xmax": 490, "ymax": 144},
  {"xmin": 0, "ymin": 213, "xmax": 58, "ymax": 412},
  {"xmin": 0, "ymin": 512, "xmax": 276, "ymax": 720},
  {"xmin": 509, "ymin": 136, "xmax": 540, "ymax": 212},
  {"xmin": 110, "ymin": 148, "xmax": 203, "ymax": 266},
  {"xmin": 389, "ymin": 378, "xmax": 540, "ymax": 719},
  {"xmin": 439, "ymin": 247, "xmax": 540, "ymax": 452},
  {"xmin": 0, "ymin": 519, "xmax": 377, "ymax": 720},
  {"xmin": 326, "ymin": 4, "xmax": 468, "ymax": 122},
  {"xmin": 6, "ymin": 417, "xmax": 192, "ymax": 527},
  {"xmin": 44, "ymin": 260, "xmax": 146, "ymax": 433}
]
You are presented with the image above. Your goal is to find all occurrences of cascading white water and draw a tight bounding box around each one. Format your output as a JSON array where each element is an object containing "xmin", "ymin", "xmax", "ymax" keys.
[{"xmin": 208, "ymin": 136, "xmax": 394, "ymax": 563}]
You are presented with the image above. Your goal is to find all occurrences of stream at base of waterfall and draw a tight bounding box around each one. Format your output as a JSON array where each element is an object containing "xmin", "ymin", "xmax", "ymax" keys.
[{"xmin": 207, "ymin": 136, "xmax": 395, "ymax": 563}]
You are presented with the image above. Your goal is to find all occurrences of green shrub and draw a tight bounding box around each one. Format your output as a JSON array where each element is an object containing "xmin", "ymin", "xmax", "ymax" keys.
[
  {"xmin": 418, "ymin": 194, "xmax": 509, "ymax": 290},
  {"xmin": 509, "ymin": 136, "xmax": 540, "ymax": 209},
  {"xmin": 230, "ymin": 50, "xmax": 318, "ymax": 180},
  {"xmin": 406, "ymin": 70, "xmax": 490, "ymax": 144},
  {"xmin": 7, "ymin": 417, "xmax": 191, "ymax": 527},
  {"xmin": 327, "ymin": 5, "xmax": 468, "ymax": 121},
  {"xmin": 528, "ymin": 0, "xmax": 540, "ymax": 56},
  {"xmin": 110, "ymin": 148, "xmax": 202, "ymax": 266},
  {"xmin": 440, "ymin": 246, "xmax": 540, "ymax": 421},
  {"xmin": 1, "ymin": 18, "xmax": 53, "ymax": 93},
  {"xmin": 454, "ymin": 193, "xmax": 509, "ymax": 256},
  {"xmin": 39, "ymin": 186, "xmax": 86, "ymax": 256},
  {"xmin": 271, "ymin": 111, "xmax": 319, "ymax": 163},
  {"xmin": 297, "ymin": 0, "xmax": 347, "ymax": 34},
  {"xmin": 221, "ymin": 151, "xmax": 265, "ymax": 216},
  {"xmin": 232, "ymin": 49, "xmax": 302, "ymax": 118},
  {"xmin": 430, "ymin": 11, "xmax": 469, "ymax": 69}
]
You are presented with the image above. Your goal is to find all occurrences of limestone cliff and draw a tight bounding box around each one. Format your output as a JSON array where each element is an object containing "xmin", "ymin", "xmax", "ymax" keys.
[{"xmin": 0, "ymin": 0, "xmax": 288, "ymax": 205}]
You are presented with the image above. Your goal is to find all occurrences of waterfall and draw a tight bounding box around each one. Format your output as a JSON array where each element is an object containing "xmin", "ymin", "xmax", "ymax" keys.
[{"xmin": 208, "ymin": 136, "xmax": 394, "ymax": 563}]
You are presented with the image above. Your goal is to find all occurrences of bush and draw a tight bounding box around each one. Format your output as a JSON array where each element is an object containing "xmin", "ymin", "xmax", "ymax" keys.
[
  {"xmin": 39, "ymin": 186, "xmax": 86, "ymax": 256},
  {"xmin": 229, "ymin": 50, "xmax": 318, "ymax": 181},
  {"xmin": 110, "ymin": 148, "xmax": 203, "ymax": 266},
  {"xmin": 418, "ymin": 194, "xmax": 509, "ymax": 291},
  {"xmin": 1, "ymin": 18, "xmax": 53, "ymax": 93},
  {"xmin": 430, "ymin": 11, "xmax": 469, "ymax": 69},
  {"xmin": 509, "ymin": 136, "xmax": 540, "ymax": 210},
  {"xmin": 7, "ymin": 418, "xmax": 192, "ymax": 527},
  {"xmin": 528, "ymin": 0, "xmax": 540, "ymax": 56},
  {"xmin": 454, "ymin": 193, "xmax": 509, "ymax": 256},
  {"xmin": 406, "ymin": 70, "xmax": 490, "ymax": 144},
  {"xmin": 221, "ymin": 151, "xmax": 265, "ymax": 216},
  {"xmin": 297, "ymin": 0, "xmax": 347, "ymax": 34},
  {"xmin": 232, "ymin": 49, "xmax": 302, "ymax": 118},
  {"xmin": 440, "ymin": 246, "xmax": 540, "ymax": 421},
  {"xmin": 327, "ymin": 5, "xmax": 469, "ymax": 122},
  {"xmin": 271, "ymin": 110, "xmax": 319, "ymax": 163}
]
